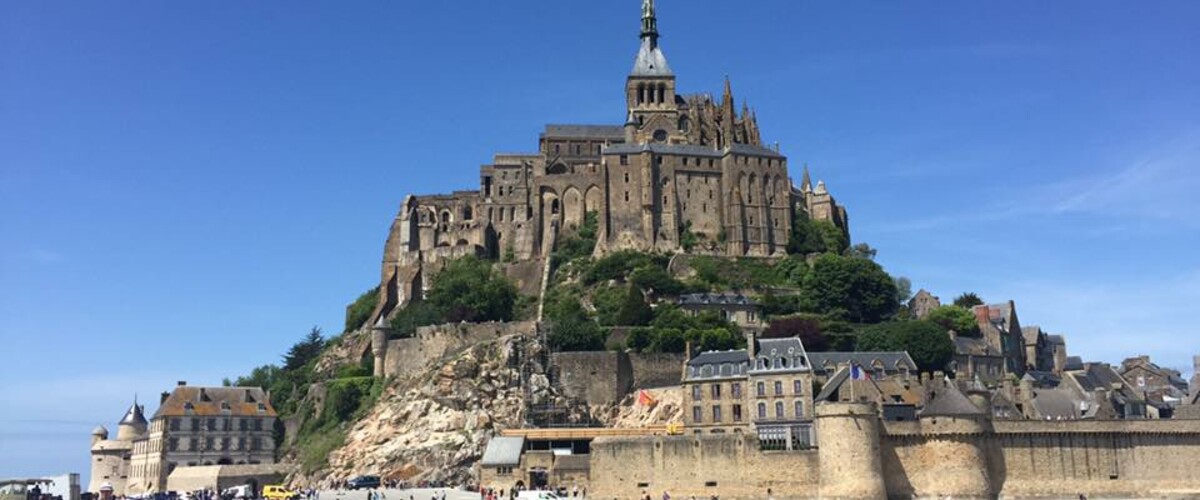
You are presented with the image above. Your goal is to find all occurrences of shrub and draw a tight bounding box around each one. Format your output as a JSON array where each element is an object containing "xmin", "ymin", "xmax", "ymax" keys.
[
  {"xmin": 800, "ymin": 253, "xmax": 898, "ymax": 323},
  {"xmin": 584, "ymin": 250, "xmax": 668, "ymax": 285},
  {"xmin": 629, "ymin": 265, "xmax": 688, "ymax": 296},
  {"xmin": 763, "ymin": 314, "xmax": 830, "ymax": 352},
  {"xmin": 387, "ymin": 300, "xmax": 441, "ymax": 339},
  {"xmin": 926, "ymin": 305, "xmax": 981, "ymax": 337},
  {"xmin": 548, "ymin": 317, "xmax": 606, "ymax": 352},
  {"xmin": 427, "ymin": 255, "xmax": 518, "ymax": 323},
  {"xmin": 615, "ymin": 285, "xmax": 654, "ymax": 326},
  {"xmin": 344, "ymin": 287, "xmax": 380, "ymax": 333}
]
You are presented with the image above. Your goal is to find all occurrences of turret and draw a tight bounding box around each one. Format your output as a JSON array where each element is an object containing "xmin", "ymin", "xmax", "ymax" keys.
[
  {"xmin": 115, "ymin": 397, "xmax": 148, "ymax": 441},
  {"xmin": 815, "ymin": 402, "xmax": 886, "ymax": 499},
  {"xmin": 91, "ymin": 425, "xmax": 109, "ymax": 446},
  {"xmin": 371, "ymin": 328, "xmax": 388, "ymax": 378},
  {"xmin": 911, "ymin": 378, "xmax": 992, "ymax": 498}
]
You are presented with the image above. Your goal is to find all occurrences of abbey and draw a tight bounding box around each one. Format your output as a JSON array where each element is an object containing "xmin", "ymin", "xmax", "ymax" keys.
[{"xmin": 370, "ymin": 0, "xmax": 847, "ymax": 322}]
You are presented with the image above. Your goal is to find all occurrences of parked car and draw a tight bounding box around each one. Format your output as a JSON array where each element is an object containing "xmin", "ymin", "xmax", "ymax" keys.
[
  {"xmin": 346, "ymin": 476, "xmax": 380, "ymax": 490},
  {"xmin": 221, "ymin": 485, "xmax": 253, "ymax": 500},
  {"xmin": 262, "ymin": 485, "xmax": 297, "ymax": 500},
  {"xmin": 516, "ymin": 492, "xmax": 563, "ymax": 500}
]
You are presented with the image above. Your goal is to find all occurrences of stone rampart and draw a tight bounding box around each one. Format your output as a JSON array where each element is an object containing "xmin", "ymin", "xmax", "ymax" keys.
[
  {"xmin": 628, "ymin": 353, "xmax": 685, "ymax": 389},
  {"xmin": 381, "ymin": 321, "xmax": 536, "ymax": 378},
  {"xmin": 589, "ymin": 434, "xmax": 820, "ymax": 500},
  {"xmin": 552, "ymin": 351, "xmax": 631, "ymax": 407},
  {"xmin": 586, "ymin": 404, "xmax": 1200, "ymax": 499}
]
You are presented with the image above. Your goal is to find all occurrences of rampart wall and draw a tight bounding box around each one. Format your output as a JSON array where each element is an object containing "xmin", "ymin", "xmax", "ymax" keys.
[
  {"xmin": 588, "ymin": 404, "xmax": 1200, "ymax": 499},
  {"xmin": 552, "ymin": 352, "xmax": 685, "ymax": 406},
  {"xmin": 380, "ymin": 321, "xmax": 537, "ymax": 378}
]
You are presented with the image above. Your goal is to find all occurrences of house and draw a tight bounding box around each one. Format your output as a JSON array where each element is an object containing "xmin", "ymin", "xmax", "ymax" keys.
[{"xmin": 677, "ymin": 292, "xmax": 763, "ymax": 331}]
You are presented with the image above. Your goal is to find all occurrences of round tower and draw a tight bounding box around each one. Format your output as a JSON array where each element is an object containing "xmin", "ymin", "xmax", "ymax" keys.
[
  {"xmin": 371, "ymin": 328, "xmax": 388, "ymax": 378},
  {"xmin": 815, "ymin": 402, "xmax": 886, "ymax": 499},
  {"xmin": 115, "ymin": 399, "xmax": 148, "ymax": 441},
  {"xmin": 91, "ymin": 425, "xmax": 109, "ymax": 446},
  {"xmin": 913, "ymin": 381, "xmax": 992, "ymax": 498}
]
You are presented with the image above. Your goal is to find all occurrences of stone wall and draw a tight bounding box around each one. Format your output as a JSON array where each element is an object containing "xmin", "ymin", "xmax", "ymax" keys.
[
  {"xmin": 589, "ymin": 434, "xmax": 820, "ymax": 500},
  {"xmin": 382, "ymin": 321, "xmax": 537, "ymax": 379},
  {"xmin": 552, "ymin": 352, "xmax": 684, "ymax": 407},
  {"xmin": 585, "ymin": 404, "xmax": 1200, "ymax": 499},
  {"xmin": 552, "ymin": 352, "xmax": 631, "ymax": 407}
]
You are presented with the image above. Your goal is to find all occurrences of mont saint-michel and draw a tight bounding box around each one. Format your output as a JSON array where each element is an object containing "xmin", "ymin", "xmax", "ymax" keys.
[{"xmin": 3, "ymin": 1, "xmax": 1198, "ymax": 500}]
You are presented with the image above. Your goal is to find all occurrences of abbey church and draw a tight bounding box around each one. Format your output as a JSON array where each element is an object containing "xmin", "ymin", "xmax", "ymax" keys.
[{"xmin": 371, "ymin": 0, "xmax": 847, "ymax": 322}]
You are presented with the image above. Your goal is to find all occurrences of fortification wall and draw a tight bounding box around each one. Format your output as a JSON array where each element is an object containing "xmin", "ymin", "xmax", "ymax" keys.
[
  {"xmin": 589, "ymin": 434, "xmax": 820, "ymax": 500},
  {"xmin": 382, "ymin": 321, "xmax": 536, "ymax": 378},
  {"xmin": 628, "ymin": 353, "xmax": 685, "ymax": 389},
  {"xmin": 552, "ymin": 352, "xmax": 630, "ymax": 407}
]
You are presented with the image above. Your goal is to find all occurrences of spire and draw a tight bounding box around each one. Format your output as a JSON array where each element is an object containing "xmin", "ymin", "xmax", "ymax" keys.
[
  {"xmin": 631, "ymin": 0, "xmax": 672, "ymax": 76},
  {"xmin": 119, "ymin": 396, "xmax": 147, "ymax": 427},
  {"xmin": 641, "ymin": 0, "xmax": 658, "ymax": 47},
  {"xmin": 801, "ymin": 163, "xmax": 813, "ymax": 192}
]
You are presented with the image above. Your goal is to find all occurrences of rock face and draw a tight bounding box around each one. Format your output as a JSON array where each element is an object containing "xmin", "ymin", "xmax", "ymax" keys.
[{"xmin": 313, "ymin": 333, "xmax": 590, "ymax": 485}]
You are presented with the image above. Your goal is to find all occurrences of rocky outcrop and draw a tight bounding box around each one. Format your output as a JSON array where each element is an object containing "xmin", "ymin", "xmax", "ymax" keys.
[{"xmin": 309, "ymin": 333, "xmax": 590, "ymax": 485}]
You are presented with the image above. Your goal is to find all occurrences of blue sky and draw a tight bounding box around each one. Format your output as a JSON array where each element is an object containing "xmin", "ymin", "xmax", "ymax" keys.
[{"xmin": 2, "ymin": 0, "xmax": 1197, "ymax": 482}]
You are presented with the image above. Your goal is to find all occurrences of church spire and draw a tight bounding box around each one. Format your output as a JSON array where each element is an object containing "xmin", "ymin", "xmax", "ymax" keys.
[
  {"xmin": 641, "ymin": 0, "xmax": 659, "ymax": 48},
  {"xmin": 801, "ymin": 163, "xmax": 813, "ymax": 192}
]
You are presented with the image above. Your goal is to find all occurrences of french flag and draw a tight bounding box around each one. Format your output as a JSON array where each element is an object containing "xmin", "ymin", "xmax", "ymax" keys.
[{"xmin": 850, "ymin": 364, "xmax": 869, "ymax": 380}]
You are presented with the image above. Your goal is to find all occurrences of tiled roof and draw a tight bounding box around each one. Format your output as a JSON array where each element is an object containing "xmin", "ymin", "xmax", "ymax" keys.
[
  {"xmin": 153, "ymin": 386, "xmax": 277, "ymax": 419},
  {"xmin": 687, "ymin": 349, "xmax": 750, "ymax": 367},
  {"xmin": 678, "ymin": 292, "xmax": 756, "ymax": 307},
  {"xmin": 808, "ymin": 352, "xmax": 917, "ymax": 373},
  {"xmin": 480, "ymin": 436, "xmax": 524, "ymax": 466},
  {"xmin": 541, "ymin": 124, "xmax": 625, "ymax": 139},
  {"xmin": 1031, "ymin": 388, "xmax": 1080, "ymax": 420}
]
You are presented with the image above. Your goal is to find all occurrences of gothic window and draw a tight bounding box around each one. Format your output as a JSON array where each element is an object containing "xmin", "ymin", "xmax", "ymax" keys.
[
  {"xmin": 679, "ymin": 116, "xmax": 690, "ymax": 132},
  {"xmin": 658, "ymin": 84, "xmax": 665, "ymax": 103},
  {"xmin": 550, "ymin": 199, "xmax": 560, "ymax": 215}
]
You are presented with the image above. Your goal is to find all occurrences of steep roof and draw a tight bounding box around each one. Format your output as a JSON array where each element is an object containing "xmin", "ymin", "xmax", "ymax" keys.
[
  {"xmin": 687, "ymin": 349, "xmax": 750, "ymax": 367},
  {"xmin": 119, "ymin": 401, "xmax": 147, "ymax": 427},
  {"xmin": 541, "ymin": 124, "xmax": 625, "ymax": 139},
  {"xmin": 153, "ymin": 386, "xmax": 277, "ymax": 419},
  {"xmin": 480, "ymin": 436, "xmax": 524, "ymax": 466},
  {"xmin": 678, "ymin": 292, "xmax": 756, "ymax": 307},
  {"xmin": 921, "ymin": 380, "xmax": 985, "ymax": 417},
  {"xmin": 1031, "ymin": 388, "xmax": 1080, "ymax": 420},
  {"xmin": 808, "ymin": 352, "xmax": 917, "ymax": 374}
]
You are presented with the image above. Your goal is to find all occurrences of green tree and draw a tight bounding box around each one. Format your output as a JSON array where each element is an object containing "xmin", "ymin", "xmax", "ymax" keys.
[
  {"xmin": 787, "ymin": 210, "xmax": 827, "ymax": 255},
  {"xmin": 548, "ymin": 317, "xmax": 606, "ymax": 351},
  {"xmin": 953, "ymin": 292, "xmax": 984, "ymax": 309},
  {"xmin": 591, "ymin": 284, "xmax": 627, "ymax": 326},
  {"xmin": 283, "ymin": 327, "xmax": 325, "ymax": 372},
  {"xmin": 626, "ymin": 327, "xmax": 652, "ymax": 352},
  {"xmin": 856, "ymin": 320, "xmax": 954, "ymax": 373},
  {"xmin": 926, "ymin": 305, "xmax": 981, "ymax": 337},
  {"xmin": 800, "ymin": 254, "xmax": 898, "ymax": 323},
  {"xmin": 554, "ymin": 211, "xmax": 598, "ymax": 263},
  {"xmin": 894, "ymin": 276, "xmax": 913, "ymax": 304},
  {"xmin": 814, "ymin": 220, "xmax": 849, "ymax": 255},
  {"xmin": 386, "ymin": 300, "xmax": 442, "ymax": 338},
  {"xmin": 427, "ymin": 256, "xmax": 518, "ymax": 323},
  {"xmin": 847, "ymin": 243, "xmax": 877, "ymax": 261},
  {"xmin": 615, "ymin": 285, "xmax": 654, "ymax": 326},
  {"xmin": 629, "ymin": 265, "xmax": 687, "ymax": 296},
  {"xmin": 763, "ymin": 314, "xmax": 830, "ymax": 352},
  {"xmin": 343, "ymin": 287, "xmax": 380, "ymax": 333},
  {"xmin": 649, "ymin": 327, "xmax": 686, "ymax": 353}
]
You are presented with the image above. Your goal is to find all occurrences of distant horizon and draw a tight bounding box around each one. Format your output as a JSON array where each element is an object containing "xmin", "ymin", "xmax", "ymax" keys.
[{"xmin": 2, "ymin": 0, "xmax": 1197, "ymax": 484}]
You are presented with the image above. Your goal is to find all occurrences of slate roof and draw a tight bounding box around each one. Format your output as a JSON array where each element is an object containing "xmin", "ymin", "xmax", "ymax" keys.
[
  {"xmin": 480, "ymin": 436, "xmax": 524, "ymax": 466},
  {"xmin": 1022, "ymin": 370, "xmax": 1061, "ymax": 388},
  {"xmin": 541, "ymin": 124, "xmax": 625, "ymax": 139},
  {"xmin": 921, "ymin": 380, "xmax": 986, "ymax": 417},
  {"xmin": 119, "ymin": 402, "xmax": 148, "ymax": 426},
  {"xmin": 1031, "ymin": 388, "xmax": 1080, "ymax": 420},
  {"xmin": 631, "ymin": 39, "xmax": 672, "ymax": 77},
  {"xmin": 808, "ymin": 352, "xmax": 917, "ymax": 374},
  {"xmin": 687, "ymin": 349, "xmax": 750, "ymax": 367},
  {"xmin": 678, "ymin": 292, "xmax": 757, "ymax": 307},
  {"xmin": 1021, "ymin": 326, "xmax": 1042, "ymax": 344},
  {"xmin": 153, "ymin": 386, "xmax": 276, "ymax": 419},
  {"xmin": 1064, "ymin": 356, "xmax": 1084, "ymax": 371},
  {"xmin": 604, "ymin": 142, "xmax": 785, "ymax": 159},
  {"xmin": 1046, "ymin": 334, "xmax": 1066, "ymax": 345}
]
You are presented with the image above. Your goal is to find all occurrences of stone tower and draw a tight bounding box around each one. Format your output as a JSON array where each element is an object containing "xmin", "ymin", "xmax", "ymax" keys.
[
  {"xmin": 911, "ymin": 379, "xmax": 992, "ymax": 498},
  {"xmin": 814, "ymin": 402, "xmax": 886, "ymax": 499},
  {"xmin": 115, "ymin": 398, "xmax": 148, "ymax": 441}
]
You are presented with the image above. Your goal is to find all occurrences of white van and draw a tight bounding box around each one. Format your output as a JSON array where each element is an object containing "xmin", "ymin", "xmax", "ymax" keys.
[
  {"xmin": 516, "ymin": 492, "xmax": 563, "ymax": 500},
  {"xmin": 222, "ymin": 485, "xmax": 254, "ymax": 499}
]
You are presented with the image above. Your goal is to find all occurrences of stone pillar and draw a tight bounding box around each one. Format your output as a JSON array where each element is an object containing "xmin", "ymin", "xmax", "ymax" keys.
[
  {"xmin": 815, "ymin": 402, "xmax": 886, "ymax": 499},
  {"xmin": 371, "ymin": 329, "xmax": 388, "ymax": 378}
]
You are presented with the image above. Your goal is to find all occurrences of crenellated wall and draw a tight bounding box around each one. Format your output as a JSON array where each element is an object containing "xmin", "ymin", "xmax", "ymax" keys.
[{"xmin": 588, "ymin": 403, "xmax": 1200, "ymax": 499}]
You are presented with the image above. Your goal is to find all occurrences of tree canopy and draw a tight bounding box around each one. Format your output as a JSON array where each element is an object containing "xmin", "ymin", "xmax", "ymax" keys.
[
  {"xmin": 926, "ymin": 305, "xmax": 981, "ymax": 337},
  {"xmin": 283, "ymin": 327, "xmax": 325, "ymax": 372},
  {"xmin": 426, "ymin": 256, "xmax": 518, "ymax": 323},
  {"xmin": 953, "ymin": 292, "xmax": 984, "ymax": 309},
  {"xmin": 800, "ymin": 253, "xmax": 898, "ymax": 323},
  {"xmin": 856, "ymin": 320, "xmax": 954, "ymax": 373}
]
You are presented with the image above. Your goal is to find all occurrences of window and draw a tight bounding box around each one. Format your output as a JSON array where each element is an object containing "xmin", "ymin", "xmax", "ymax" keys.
[
  {"xmin": 168, "ymin": 438, "xmax": 178, "ymax": 452},
  {"xmin": 732, "ymin": 404, "xmax": 743, "ymax": 422},
  {"xmin": 188, "ymin": 438, "xmax": 198, "ymax": 451},
  {"xmin": 620, "ymin": 155, "xmax": 629, "ymax": 166},
  {"xmin": 794, "ymin": 380, "xmax": 804, "ymax": 395},
  {"xmin": 239, "ymin": 419, "xmax": 248, "ymax": 431},
  {"xmin": 693, "ymin": 406, "xmax": 703, "ymax": 423},
  {"xmin": 756, "ymin": 382, "xmax": 765, "ymax": 397},
  {"xmin": 190, "ymin": 418, "xmax": 199, "ymax": 431},
  {"xmin": 731, "ymin": 383, "xmax": 742, "ymax": 398},
  {"xmin": 711, "ymin": 384, "xmax": 722, "ymax": 399},
  {"xmin": 253, "ymin": 419, "xmax": 263, "ymax": 431},
  {"xmin": 624, "ymin": 191, "xmax": 629, "ymax": 202},
  {"xmin": 221, "ymin": 437, "xmax": 230, "ymax": 451},
  {"xmin": 205, "ymin": 437, "xmax": 214, "ymax": 451},
  {"xmin": 237, "ymin": 437, "xmax": 246, "ymax": 450},
  {"xmin": 554, "ymin": 144, "xmax": 560, "ymax": 154},
  {"xmin": 251, "ymin": 437, "xmax": 262, "ymax": 451},
  {"xmin": 223, "ymin": 419, "xmax": 231, "ymax": 431},
  {"xmin": 207, "ymin": 418, "xmax": 216, "ymax": 431},
  {"xmin": 712, "ymin": 405, "xmax": 722, "ymax": 422},
  {"xmin": 775, "ymin": 401, "xmax": 785, "ymax": 419},
  {"xmin": 795, "ymin": 401, "xmax": 805, "ymax": 418},
  {"xmin": 574, "ymin": 144, "xmax": 580, "ymax": 155},
  {"xmin": 169, "ymin": 418, "xmax": 180, "ymax": 431},
  {"xmin": 692, "ymin": 385, "xmax": 702, "ymax": 401},
  {"xmin": 774, "ymin": 381, "xmax": 783, "ymax": 396},
  {"xmin": 757, "ymin": 403, "xmax": 767, "ymax": 419}
]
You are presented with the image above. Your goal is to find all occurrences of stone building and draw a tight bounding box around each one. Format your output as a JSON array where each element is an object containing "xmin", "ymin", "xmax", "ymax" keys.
[
  {"xmin": 1021, "ymin": 325, "xmax": 1056, "ymax": 373},
  {"xmin": 88, "ymin": 399, "xmax": 147, "ymax": 495},
  {"xmin": 967, "ymin": 301, "xmax": 1027, "ymax": 377},
  {"xmin": 676, "ymin": 292, "xmax": 762, "ymax": 331},
  {"xmin": 681, "ymin": 337, "xmax": 817, "ymax": 448},
  {"xmin": 367, "ymin": 0, "xmax": 848, "ymax": 326},
  {"xmin": 87, "ymin": 383, "xmax": 279, "ymax": 495},
  {"xmin": 907, "ymin": 289, "xmax": 940, "ymax": 319}
]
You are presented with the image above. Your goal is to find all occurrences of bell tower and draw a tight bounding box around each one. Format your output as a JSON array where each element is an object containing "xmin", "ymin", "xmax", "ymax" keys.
[{"xmin": 626, "ymin": 0, "xmax": 679, "ymax": 144}]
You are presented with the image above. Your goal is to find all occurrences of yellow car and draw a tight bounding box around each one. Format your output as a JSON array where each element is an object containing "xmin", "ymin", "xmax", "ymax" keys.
[{"xmin": 263, "ymin": 485, "xmax": 298, "ymax": 500}]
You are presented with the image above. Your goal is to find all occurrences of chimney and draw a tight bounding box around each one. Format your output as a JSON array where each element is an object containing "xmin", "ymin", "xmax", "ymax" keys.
[
  {"xmin": 1194, "ymin": 355, "xmax": 1200, "ymax": 374},
  {"xmin": 745, "ymin": 330, "xmax": 757, "ymax": 358},
  {"xmin": 177, "ymin": 380, "xmax": 187, "ymax": 386},
  {"xmin": 972, "ymin": 305, "xmax": 989, "ymax": 324},
  {"xmin": 160, "ymin": 391, "xmax": 170, "ymax": 405}
]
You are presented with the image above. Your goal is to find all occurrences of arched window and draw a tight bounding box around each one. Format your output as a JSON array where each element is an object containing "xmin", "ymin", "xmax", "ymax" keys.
[
  {"xmin": 794, "ymin": 401, "xmax": 804, "ymax": 418},
  {"xmin": 775, "ymin": 401, "xmax": 784, "ymax": 419},
  {"xmin": 638, "ymin": 83, "xmax": 645, "ymax": 104},
  {"xmin": 781, "ymin": 357, "xmax": 790, "ymax": 368},
  {"xmin": 550, "ymin": 199, "xmax": 560, "ymax": 215},
  {"xmin": 679, "ymin": 115, "xmax": 690, "ymax": 132},
  {"xmin": 657, "ymin": 84, "xmax": 665, "ymax": 104},
  {"xmin": 463, "ymin": 206, "xmax": 473, "ymax": 220},
  {"xmin": 757, "ymin": 402, "xmax": 767, "ymax": 419}
]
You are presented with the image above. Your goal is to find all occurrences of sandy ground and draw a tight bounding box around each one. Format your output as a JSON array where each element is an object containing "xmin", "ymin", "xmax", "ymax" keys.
[{"xmin": 318, "ymin": 488, "xmax": 481, "ymax": 500}]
